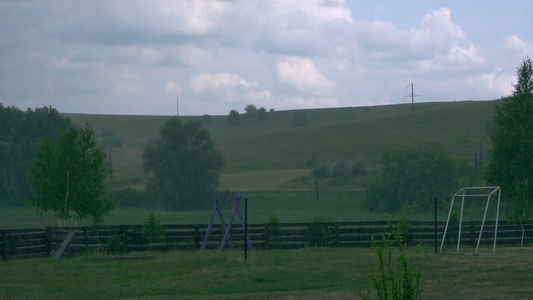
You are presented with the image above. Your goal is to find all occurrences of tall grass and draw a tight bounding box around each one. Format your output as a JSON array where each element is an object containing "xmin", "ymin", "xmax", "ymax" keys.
[{"xmin": 1, "ymin": 247, "xmax": 531, "ymax": 299}]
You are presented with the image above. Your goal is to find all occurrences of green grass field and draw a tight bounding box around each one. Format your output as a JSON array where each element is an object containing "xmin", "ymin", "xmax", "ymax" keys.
[
  {"xmin": 64, "ymin": 100, "xmax": 499, "ymax": 191},
  {"xmin": 1, "ymin": 246, "xmax": 531, "ymax": 299}
]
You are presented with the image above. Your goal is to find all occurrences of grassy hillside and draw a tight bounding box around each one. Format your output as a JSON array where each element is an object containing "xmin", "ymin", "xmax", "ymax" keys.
[{"xmin": 64, "ymin": 100, "xmax": 499, "ymax": 192}]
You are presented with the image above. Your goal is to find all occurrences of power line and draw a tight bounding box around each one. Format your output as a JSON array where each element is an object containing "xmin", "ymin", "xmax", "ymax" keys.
[{"xmin": 405, "ymin": 83, "xmax": 421, "ymax": 111}]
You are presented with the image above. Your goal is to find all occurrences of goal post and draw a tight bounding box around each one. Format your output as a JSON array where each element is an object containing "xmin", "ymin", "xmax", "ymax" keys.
[{"xmin": 440, "ymin": 186, "xmax": 501, "ymax": 255}]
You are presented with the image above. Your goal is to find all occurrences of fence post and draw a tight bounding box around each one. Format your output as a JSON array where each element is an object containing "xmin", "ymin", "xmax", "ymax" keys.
[
  {"xmin": 334, "ymin": 222, "xmax": 339, "ymax": 247},
  {"xmin": 121, "ymin": 225, "xmax": 129, "ymax": 251},
  {"xmin": 83, "ymin": 228, "xmax": 88, "ymax": 254},
  {"xmin": 194, "ymin": 225, "xmax": 200, "ymax": 250},
  {"xmin": 264, "ymin": 224, "xmax": 270, "ymax": 250},
  {"xmin": 1, "ymin": 230, "xmax": 6, "ymax": 261},
  {"xmin": 45, "ymin": 227, "xmax": 52, "ymax": 257},
  {"xmin": 470, "ymin": 221, "xmax": 475, "ymax": 247}
]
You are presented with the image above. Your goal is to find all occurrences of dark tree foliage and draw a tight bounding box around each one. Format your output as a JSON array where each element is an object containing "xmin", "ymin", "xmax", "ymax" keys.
[
  {"xmin": 0, "ymin": 105, "xmax": 71, "ymax": 206},
  {"xmin": 257, "ymin": 107, "xmax": 268, "ymax": 120},
  {"xmin": 366, "ymin": 143, "xmax": 473, "ymax": 212},
  {"xmin": 143, "ymin": 118, "xmax": 224, "ymax": 210},
  {"xmin": 226, "ymin": 109, "xmax": 241, "ymax": 126},
  {"xmin": 486, "ymin": 56, "xmax": 533, "ymax": 223},
  {"xmin": 28, "ymin": 124, "xmax": 114, "ymax": 225},
  {"xmin": 244, "ymin": 104, "xmax": 258, "ymax": 115}
]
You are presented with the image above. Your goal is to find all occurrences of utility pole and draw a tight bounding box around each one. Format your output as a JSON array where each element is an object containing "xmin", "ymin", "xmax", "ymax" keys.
[{"xmin": 405, "ymin": 83, "xmax": 421, "ymax": 111}]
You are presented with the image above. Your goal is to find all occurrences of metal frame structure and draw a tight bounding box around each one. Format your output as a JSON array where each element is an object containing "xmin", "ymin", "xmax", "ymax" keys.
[
  {"xmin": 201, "ymin": 192, "xmax": 253, "ymax": 252},
  {"xmin": 440, "ymin": 186, "xmax": 501, "ymax": 255}
]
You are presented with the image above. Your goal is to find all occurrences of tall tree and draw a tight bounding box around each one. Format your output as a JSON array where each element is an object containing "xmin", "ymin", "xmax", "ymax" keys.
[
  {"xmin": 226, "ymin": 109, "xmax": 241, "ymax": 126},
  {"xmin": 486, "ymin": 56, "xmax": 533, "ymax": 222},
  {"xmin": 28, "ymin": 124, "xmax": 114, "ymax": 225},
  {"xmin": 257, "ymin": 107, "xmax": 268, "ymax": 120},
  {"xmin": 244, "ymin": 104, "xmax": 258, "ymax": 115},
  {"xmin": 143, "ymin": 118, "xmax": 224, "ymax": 210},
  {"xmin": 0, "ymin": 105, "xmax": 70, "ymax": 206}
]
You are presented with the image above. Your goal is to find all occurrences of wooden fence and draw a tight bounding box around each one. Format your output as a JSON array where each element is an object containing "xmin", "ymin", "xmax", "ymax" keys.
[{"xmin": 1, "ymin": 221, "xmax": 532, "ymax": 260}]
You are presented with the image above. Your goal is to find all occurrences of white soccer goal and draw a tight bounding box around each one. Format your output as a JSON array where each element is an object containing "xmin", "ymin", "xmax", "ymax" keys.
[{"xmin": 440, "ymin": 186, "xmax": 501, "ymax": 255}]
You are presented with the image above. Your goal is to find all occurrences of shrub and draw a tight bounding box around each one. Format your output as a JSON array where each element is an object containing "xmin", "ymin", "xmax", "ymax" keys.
[
  {"xmin": 360, "ymin": 220, "xmax": 423, "ymax": 300},
  {"xmin": 266, "ymin": 215, "xmax": 281, "ymax": 249},
  {"xmin": 106, "ymin": 236, "xmax": 126, "ymax": 254},
  {"xmin": 307, "ymin": 216, "xmax": 331, "ymax": 247},
  {"xmin": 143, "ymin": 213, "xmax": 165, "ymax": 252}
]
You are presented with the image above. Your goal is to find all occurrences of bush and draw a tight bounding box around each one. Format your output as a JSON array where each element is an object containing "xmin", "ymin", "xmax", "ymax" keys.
[
  {"xmin": 365, "ymin": 143, "xmax": 474, "ymax": 212},
  {"xmin": 143, "ymin": 213, "xmax": 165, "ymax": 252},
  {"xmin": 360, "ymin": 220, "xmax": 423, "ymax": 300},
  {"xmin": 307, "ymin": 216, "xmax": 332, "ymax": 247},
  {"xmin": 227, "ymin": 110, "xmax": 241, "ymax": 126},
  {"xmin": 266, "ymin": 215, "xmax": 281, "ymax": 249},
  {"xmin": 106, "ymin": 236, "xmax": 126, "ymax": 254}
]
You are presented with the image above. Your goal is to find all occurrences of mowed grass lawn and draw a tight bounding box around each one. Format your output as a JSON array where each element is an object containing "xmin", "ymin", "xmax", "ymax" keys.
[{"xmin": 1, "ymin": 246, "xmax": 531, "ymax": 299}]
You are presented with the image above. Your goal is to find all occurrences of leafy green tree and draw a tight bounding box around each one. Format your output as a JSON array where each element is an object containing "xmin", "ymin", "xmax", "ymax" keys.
[
  {"xmin": 366, "ymin": 143, "xmax": 473, "ymax": 212},
  {"xmin": 257, "ymin": 107, "xmax": 268, "ymax": 120},
  {"xmin": 486, "ymin": 56, "xmax": 533, "ymax": 224},
  {"xmin": 244, "ymin": 104, "xmax": 258, "ymax": 115},
  {"xmin": 28, "ymin": 124, "xmax": 115, "ymax": 225},
  {"xmin": 0, "ymin": 105, "xmax": 71, "ymax": 206},
  {"xmin": 143, "ymin": 118, "xmax": 224, "ymax": 210},
  {"xmin": 226, "ymin": 109, "xmax": 241, "ymax": 126},
  {"xmin": 143, "ymin": 212, "xmax": 165, "ymax": 252}
]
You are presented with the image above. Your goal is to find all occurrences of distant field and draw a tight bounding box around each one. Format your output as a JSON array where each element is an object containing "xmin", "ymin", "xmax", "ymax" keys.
[
  {"xmin": 64, "ymin": 100, "xmax": 499, "ymax": 192},
  {"xmin": 0, "ymin": 189, "xmax": 503, "ymax": 229},
  {"xmin": 1, "ymin": 246, "xmax": 531, "ymax": 299}
]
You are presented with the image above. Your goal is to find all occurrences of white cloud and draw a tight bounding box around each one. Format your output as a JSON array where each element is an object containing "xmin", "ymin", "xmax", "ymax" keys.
[
  {"xmin": 420, "ymin": 8, "xmax": 465, "ymax": 41},
  {"xmin": 467, "ymin": 72, "xmax": 515, "ymax": 98},
  {"xmin": 251, "ymin": 0, "xmax": 353, "ymax": 55},
  {"xmin": 191, "ymin": 72, "xmax": 256, "ymax": 93},
  {"xmin": 110, "ymin": 0, "xmax": 230, "ymax": 35},
  {"xmin": 2, "ymin": 1, "xmax": 533, "ymax": 115},
  {"xmin": 119, "ymin": 46, "xmax": 164, "ymax": 64},
  {"xmin": 276, "ymin": 57, "xmax": 336, "ymax": 94},
  {"xmin": 164, "ymin": 80, "xmax": 183, "ymax": 96},
  {"xmin": 504, "ymin": 35, "xmax": 533, "ymax": 56},
  {"xmin": 287, "ymin": 97, "xmax": 339, "ymax": 109},
  {"xmin": 108, "ymin": 65, "xmax": 145, "ymax": 95},
  {"xmin": 174, "ymin": 45, "xmax": 212, "ymax": 66}
]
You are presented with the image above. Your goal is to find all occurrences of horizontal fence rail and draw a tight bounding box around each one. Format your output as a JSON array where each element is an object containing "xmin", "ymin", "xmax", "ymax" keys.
[{"xmin": 1, "ymin": 221, "xmax": 532, "ymax": 260}]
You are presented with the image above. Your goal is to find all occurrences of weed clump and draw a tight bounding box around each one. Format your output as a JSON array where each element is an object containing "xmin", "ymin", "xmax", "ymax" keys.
[{"xmin": 360, "ymin": 219, "xmax": 422, "ymax": 300}]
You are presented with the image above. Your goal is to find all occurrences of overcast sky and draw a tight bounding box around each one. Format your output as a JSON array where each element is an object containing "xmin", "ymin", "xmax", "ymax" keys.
[{"xmin": 1, "ymin": 1, "xmax": 532, "ymax": 116}]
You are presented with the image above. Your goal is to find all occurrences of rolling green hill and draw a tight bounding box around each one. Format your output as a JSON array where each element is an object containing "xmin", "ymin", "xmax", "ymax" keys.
[{"xmin": 64, "ymin": 100, "xmax": 499, "ymax": 192}]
